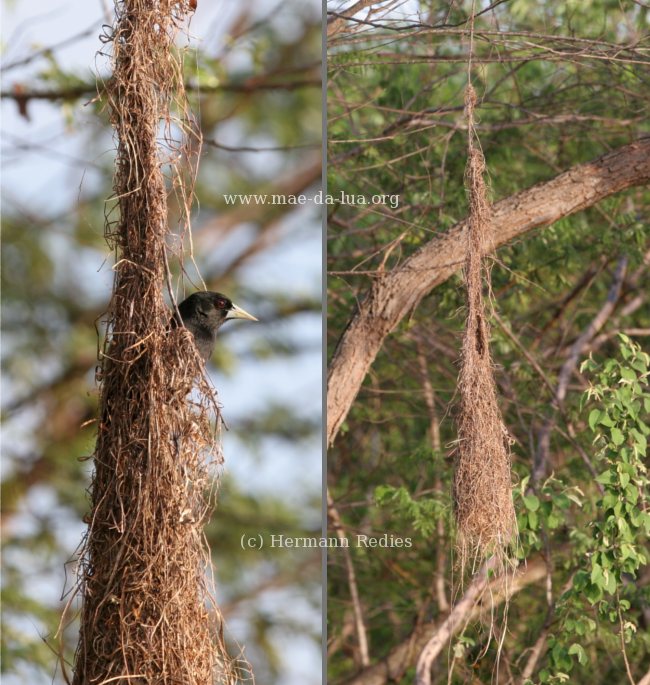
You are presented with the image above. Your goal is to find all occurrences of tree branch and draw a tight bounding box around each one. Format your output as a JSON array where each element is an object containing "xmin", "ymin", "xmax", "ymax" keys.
[
  {"xmin": 415, "ymin": 339, "xmax": 449, "ymax": 614},
  {"xmin": 533, "ymin": 256, "xmax": 627, "ymax": 484},
  {"xmin": 339, "ymin": 560, "xmax": 545, "ymax": 685},
  {"xmin": 327, "ymin": 138, "xmax": 650, "ymax": 446},
  {"xmin": 328, "ymin": 489, "xmax": 371, "ymax": 668},
  {"xmin": 0, "ymin": 73, "xmax": 320, "ymax": 106}
]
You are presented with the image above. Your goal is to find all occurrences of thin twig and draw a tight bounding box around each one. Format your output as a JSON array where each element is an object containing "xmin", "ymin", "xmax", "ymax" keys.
[
  {"xmin": 534, "ymin": 256, "xmax": 628, "ymax": 484},
  {"xmin": 617, "ymin": 589, "xmax": 637, "ymax": 685},
  {"xmin": 328, "ymin": 489, "xmax": 371, "ymax": 668},
  {"xmin": 415, "ymin": 339, "xmax": 449, "ymax": 613}
]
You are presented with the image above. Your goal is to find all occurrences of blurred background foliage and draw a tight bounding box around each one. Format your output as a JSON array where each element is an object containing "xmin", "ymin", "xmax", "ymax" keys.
[
  {"xmin": 327, "ymin": 1, "xmax": 649, "ymax": 684},
  {"xmin": 1, "ymin": 1, "xmax": 322, "ymax": 683}
]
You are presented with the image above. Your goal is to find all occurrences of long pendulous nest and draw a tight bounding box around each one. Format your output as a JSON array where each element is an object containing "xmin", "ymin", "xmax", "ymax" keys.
[
  {"xmin": 68, "ymin": 1, "xmax": 250, "ymax": 683},
  {"xmin": 454, "ymin": 84, "xmax": 517, "ymax": 574}
]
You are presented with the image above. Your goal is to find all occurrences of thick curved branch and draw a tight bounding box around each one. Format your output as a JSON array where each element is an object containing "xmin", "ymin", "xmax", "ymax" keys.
[{"xmin": 327, "ymin": 138, "xmax": 650, "ymax": 446}]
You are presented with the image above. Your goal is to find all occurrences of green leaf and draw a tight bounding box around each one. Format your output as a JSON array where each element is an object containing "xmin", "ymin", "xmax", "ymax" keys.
[
  {"xmin": 620, "ymin": 367, "xmax": 636, "ymax": 382},
  {"xmin": 599, "ymin": 413, "xmax": 615, "ymax": 428},
  {"xmin": 552, "ymin": 643, "xmax": 573, "ymax": 671},
  {"xmin": 547, "ymin": 513, "xmax": 561, "ymax": 529},
  {"xmin": 524, "ymin": 494, "xmax": 540, "ymax": 511},
  {"xmin": 591, "ymin": 563, "xmax": 604, "ymax": 587},
  {"xmin": 584, "ymin": 583, "xmax": 603, "ymax": 604},
  {"xmin": 632, "ymin": 429, "xmax": 647, "ymax": 455},
  {"xmin": 602, "ymin": 492, "xmax": 619, "ymax": 509},
  {"xmin": 642, "ymin": 512, "xmax": 650, "ymax": 535},
  {"xmin": 596, "ymin": 470, "xmax": 614, "ymax": 485},
  {"xmin": 588, "ymin": 409, "xmax": 601, "ymax": 430},
  {"xmin": 610, "ymin": 427, "xmax": 625, "ymax": 446},
  {"xmin": 604, "ymin": 570, "xmax": 617, "ymax": 595},
  {"xmin": 620, "ymin": 544, "xmax": 637, "ymax": 562},
  {"xmin": 573, "ymin": 570, "xmax": 589, "ymax": 590},
  {"xmin": 568, "ymin": 643, "xmax": 588, "ymax": 666},
  {"xmin": 374, "ymin": 485, "xmax": 394, "ymax": 503}
]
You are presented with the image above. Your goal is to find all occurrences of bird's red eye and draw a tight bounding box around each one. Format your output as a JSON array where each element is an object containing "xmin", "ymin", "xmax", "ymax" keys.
[{"xmin": 216, "ymin": 299, "xmax": 227, "ymax": 308}]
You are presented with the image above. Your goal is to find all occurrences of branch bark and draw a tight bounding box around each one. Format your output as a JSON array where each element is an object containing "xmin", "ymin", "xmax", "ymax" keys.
[{"xmin": 327, "ymin": 138, "xmax": 650, "ymax": 446}]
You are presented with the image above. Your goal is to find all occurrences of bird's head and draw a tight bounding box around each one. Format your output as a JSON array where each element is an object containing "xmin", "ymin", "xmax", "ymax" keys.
[{"xmin": 180, "ymin": 291, "xmax": 258, "ymax": 332}]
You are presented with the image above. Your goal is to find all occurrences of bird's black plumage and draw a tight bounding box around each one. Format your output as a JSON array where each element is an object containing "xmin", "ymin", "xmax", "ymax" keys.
[{"xmin": 175, "ymin": 291, "xmax": 257, "ymax": 361}]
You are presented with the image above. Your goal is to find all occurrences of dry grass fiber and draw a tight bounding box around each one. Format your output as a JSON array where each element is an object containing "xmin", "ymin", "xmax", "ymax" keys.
[{"xmin": 453, "ymin": 84, "xmax": 517, "ymax": 575}]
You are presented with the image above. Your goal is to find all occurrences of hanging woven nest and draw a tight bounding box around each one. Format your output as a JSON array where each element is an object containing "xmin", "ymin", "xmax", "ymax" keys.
[
  {"xmin": 68, "ymin": 2, "xmax": 248, "ymax": 683},
  {"xmin": 453, "ymin": 84, "xmax": 517, "ymax": 574}
]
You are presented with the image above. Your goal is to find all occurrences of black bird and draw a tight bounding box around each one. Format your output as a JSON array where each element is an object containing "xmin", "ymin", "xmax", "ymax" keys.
[{"xmin": 175, "ymin": 291, "xmax": 258, "ymax": 361}]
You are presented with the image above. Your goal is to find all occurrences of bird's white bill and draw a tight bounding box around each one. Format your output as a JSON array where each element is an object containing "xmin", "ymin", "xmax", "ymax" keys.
[{"xmin": 225, "ymin": 303, "xmax": 258, "ymax": 322}]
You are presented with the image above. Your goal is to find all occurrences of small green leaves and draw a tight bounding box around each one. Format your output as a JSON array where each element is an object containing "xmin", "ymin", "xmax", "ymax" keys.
[
  {"xmin": 551, "ymin": 337, "xmax": 650, "ymax": 679},
  {"xmin": 374, "ymin": 484, "xmax": 446, "ymax": 538},
  {"xmin": 515, "ymin": 477, "xmax": 581, "ymax": 549}
]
